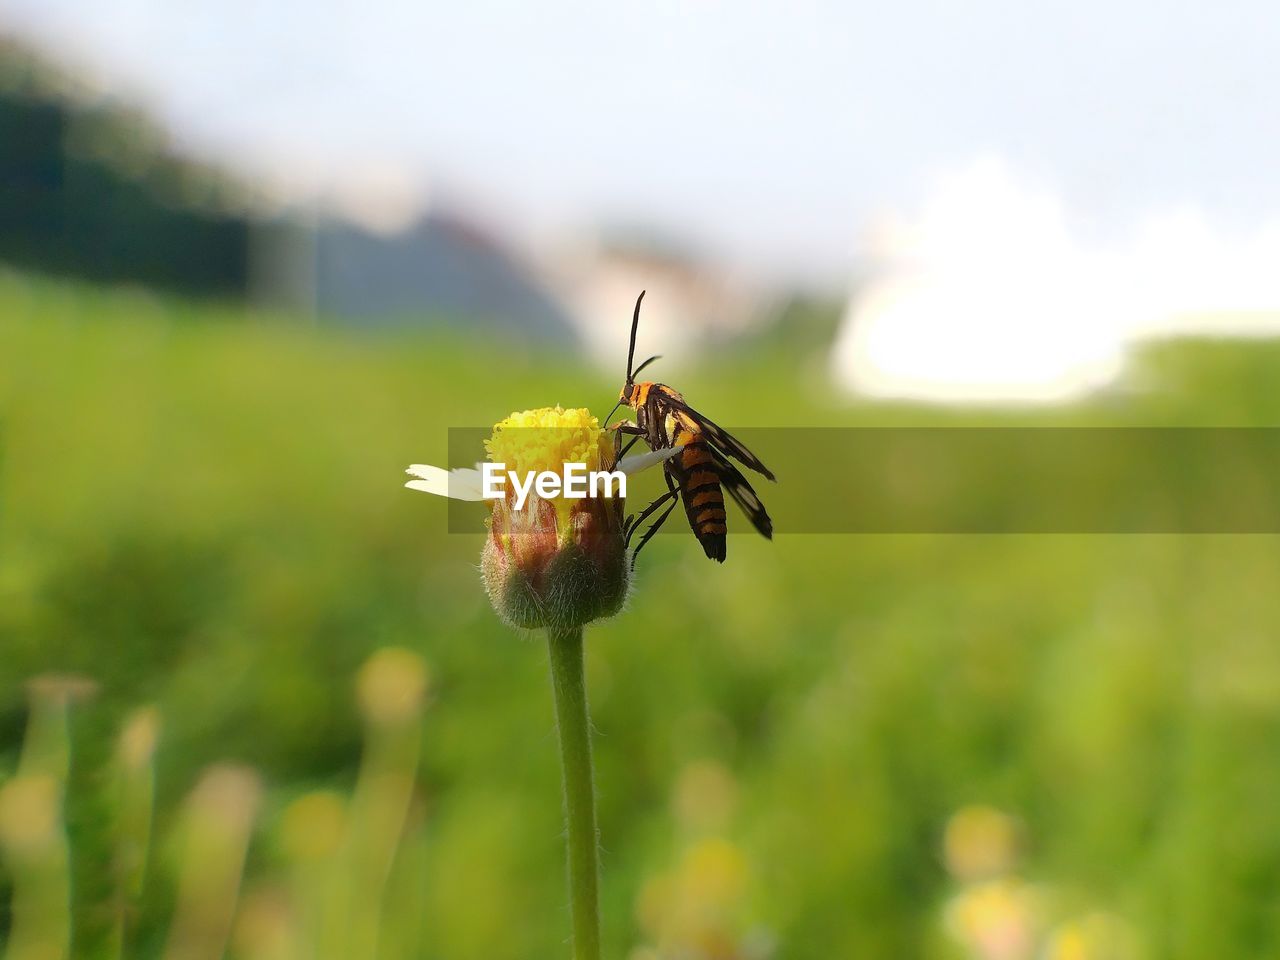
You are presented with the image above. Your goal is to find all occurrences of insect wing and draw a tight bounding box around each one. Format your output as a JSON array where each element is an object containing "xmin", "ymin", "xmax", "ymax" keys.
[
  {"xmin": 712, "ymin": 453, "xmax": 773, "ymax": 539},
  {"xmin": 670, "ymin": 402, "xmax": 776, "ymax": 481}
]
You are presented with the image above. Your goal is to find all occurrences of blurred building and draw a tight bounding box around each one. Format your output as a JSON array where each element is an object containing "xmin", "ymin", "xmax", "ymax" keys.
[
  {"xmin": 549, "ymin": 230, "xmax": 769, "ymax": 370},
  {"xmin": 254, "ymin": 209, "xmax": 578, "ymax": 343}
]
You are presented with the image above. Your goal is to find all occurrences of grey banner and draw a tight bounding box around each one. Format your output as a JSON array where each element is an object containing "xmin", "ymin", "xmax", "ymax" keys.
[{"xmin": 446, "ymin": 427, "xmax": 1280, "ymax": 533}]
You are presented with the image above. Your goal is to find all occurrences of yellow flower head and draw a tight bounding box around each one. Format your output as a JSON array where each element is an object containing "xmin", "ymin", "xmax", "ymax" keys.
[
  {"xmin": 485, "ymin": 406, "xmax": 612, "ymax": 478},
  {"xmin": 482, "ymin": 406, "xmax": 629, "ymax": 631},
  {"xmin": 485, "ymin": 406, "xmax": 615, "ymax": 535}
]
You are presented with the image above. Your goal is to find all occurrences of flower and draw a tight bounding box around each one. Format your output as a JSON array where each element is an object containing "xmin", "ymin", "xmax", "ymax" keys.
[
  {"xmin": 0, "ymin": 775, "xmax": 61, "ymax": 858},
  {"xmin": 944, "ymin": 878, "xmax": 1042, "ymax": 960},
  {"xmin": 355, "ymin": 646, "xmax": 430, "ymax": 727},
  {"xmin": 117, "ymin": 705, "xmax": 161, "ymax": 773},
  {"xmin": 943, "ymin": 805, "xmax": 1022, "ymax": 882},
  {"xmin": 634, "ymin": 837, "xmax": 766, "ymax": 960},
  {"xmin": 1043, "ymin": 912, "xmax": 1139, "ymax": 960},
  {"xmin": 405, "ymin": 405, "xmax": 678, "ymax": 631}
]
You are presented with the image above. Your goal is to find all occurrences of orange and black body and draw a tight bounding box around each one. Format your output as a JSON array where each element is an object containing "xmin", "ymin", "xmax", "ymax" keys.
[
  {"xmin": 611, "ymin": 293, "xmax": 775, "ymax": 563},
  {"xmin": 670, "ymin": 428, "xmax": 729, "ymax": 561}
]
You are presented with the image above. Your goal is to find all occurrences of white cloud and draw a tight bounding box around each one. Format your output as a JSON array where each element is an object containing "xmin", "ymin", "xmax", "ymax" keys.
[{"xmin": 833, "ymin": 156, "xmax": 1280, "ymax": 404}]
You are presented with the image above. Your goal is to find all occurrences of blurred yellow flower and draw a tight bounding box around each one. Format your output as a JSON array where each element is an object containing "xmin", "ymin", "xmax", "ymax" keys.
[
  {"xmin": 1043, "ymin": 912, "xmax": 1140, "ymax": 960},
  {"xmin": 356, "ymin": 646, "xmax": 430, "ymax": 727},
  {"xmin": 637, "ymin": 837, "xmax": 753, "ymax": 956},
  {"xmin": 117, "ymin": 705, "xmax": 161, "ymax": 772},
  {"xmin": 673, "ymin": 760, "xmax": 739, "ymax": 835},
  {"xmin": 27, "ymin": 673, "xmax": 98, "ymax": 706},
  {"xmin": 279, "ymin": 790, "xmax": 348, "ymax": 864},
  {"xmin": 0, "ymin": 775, "xmax": 61, "ymax": 855},
  {"xmin": 944, "ymin": 878, "xmax": 1041, "ymax": 960},
  {"xmin": 944, "ymin": 805, "xmax": 1022, "ymax": 881},
  {"xmin": 684, "ymin": 837, "xmax": 750, "ymax": 907},
  {"xmin": 233, "ymin": 886, "xmax": 299, "ymax": 960}
]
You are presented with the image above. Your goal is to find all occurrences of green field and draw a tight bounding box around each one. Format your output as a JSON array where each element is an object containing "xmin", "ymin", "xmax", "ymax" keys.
[{"xmin": 4, "ymin": 270, "xmax": 1280, "ymax": 959}]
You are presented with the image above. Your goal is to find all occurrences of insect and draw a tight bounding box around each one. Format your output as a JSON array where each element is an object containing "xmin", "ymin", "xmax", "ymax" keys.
[{"xmin": 607, "ymin": 291, "xmax": 775, "ymax": 563}]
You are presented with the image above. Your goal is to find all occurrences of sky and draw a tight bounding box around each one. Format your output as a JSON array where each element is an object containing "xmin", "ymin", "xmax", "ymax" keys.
[
  {"xmin": 6, "ymin": 1, "xmax": 1280, "ymax": 401},
  {"xmin": 5, "ymin": 0, "xmax": 1280, "ymax": 287}
]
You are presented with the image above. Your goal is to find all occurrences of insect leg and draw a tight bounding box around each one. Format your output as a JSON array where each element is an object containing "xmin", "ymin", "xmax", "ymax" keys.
[
  {"xmin": 629, "ymin": 495, "xmax": 679, "ymax": 568},
  {"xmin": 625, "ymin": 487, "xmax": 677, "ymax": 541},
  {"xmin": 611, "ymin": 420, "xmax": 646, "ymax": 465},
  {"xmin": 628, "ymin": 468, "xmax": 682, "ymax": 565}
]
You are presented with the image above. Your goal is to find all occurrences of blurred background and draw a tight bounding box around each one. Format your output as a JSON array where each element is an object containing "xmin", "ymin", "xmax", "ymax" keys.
[{"xmin": 3, "ymin": 2, "xmax": 1280, "ymax": 958}]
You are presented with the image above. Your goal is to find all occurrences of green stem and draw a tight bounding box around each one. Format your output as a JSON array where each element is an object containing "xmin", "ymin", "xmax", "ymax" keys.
[{"xmin": 547, "ymin": 625, "xmax": 601, "ymax": 960}]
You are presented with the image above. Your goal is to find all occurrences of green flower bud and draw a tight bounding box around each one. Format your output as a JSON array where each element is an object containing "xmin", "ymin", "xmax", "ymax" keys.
[{"xmin": 482, "ymin": 493, "xmax": 629, "ymax": 631}]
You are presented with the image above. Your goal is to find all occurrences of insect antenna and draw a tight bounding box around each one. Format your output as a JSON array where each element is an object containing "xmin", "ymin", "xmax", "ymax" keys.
[
  {"xmin": 604, "ymin": 289, "xmax": 648, "ymax": 426},
  {"xmin": 626, "ymin": 290, "xmax": 645, "ymax": 384},
  {"xmin": 631, "ymin": 354, "xmax": 662, "ymax": 379}
]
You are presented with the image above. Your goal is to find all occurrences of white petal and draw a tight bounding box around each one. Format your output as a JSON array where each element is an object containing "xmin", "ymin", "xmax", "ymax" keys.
[
  {"xmin": 617, "ymin": 444, "xmax": 684, "ymax": 476},
  {"xmin": 404, "ymin": 464, "xmax": 486, "ymax": 501},
  {"xmin": 446, "ymin": 469, "xmax": 487, "ymax": 500},
  {"xmin": 404, "ymin": 478, "xmax": 447, "ymax": 496}
]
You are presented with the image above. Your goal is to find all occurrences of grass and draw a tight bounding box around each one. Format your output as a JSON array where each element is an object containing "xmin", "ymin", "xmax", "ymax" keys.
[{"xmin": 4, "ymin": 270, "xmax": 1280, "ymax": 957}]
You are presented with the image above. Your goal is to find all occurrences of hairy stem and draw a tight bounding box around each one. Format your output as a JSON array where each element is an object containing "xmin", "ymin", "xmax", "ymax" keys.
[{"xmin": 547, "ymin": 626, "xmax": 601, "ymax": 960}]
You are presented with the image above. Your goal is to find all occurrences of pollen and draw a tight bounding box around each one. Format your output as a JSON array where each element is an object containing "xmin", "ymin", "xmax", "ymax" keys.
[{"xmin": 485, "ymin": 406, "xmax": 612, "ymax": 479}]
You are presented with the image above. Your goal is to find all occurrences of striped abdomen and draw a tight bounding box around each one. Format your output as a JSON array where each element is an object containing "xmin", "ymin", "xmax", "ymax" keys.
[{"xmin": 671, "ymin": 427, "xmax": 727, "ymax": 562}]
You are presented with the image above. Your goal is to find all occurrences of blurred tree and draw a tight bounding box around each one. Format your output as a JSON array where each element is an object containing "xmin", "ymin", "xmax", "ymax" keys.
[{"xmin": 0, "ymin": 39, "xmax": 251, "ymax": 298}]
